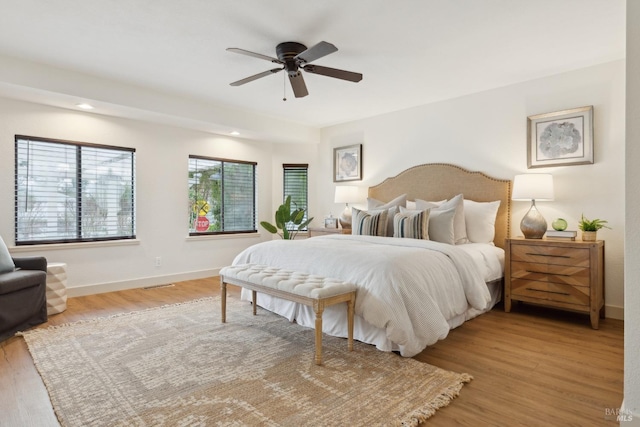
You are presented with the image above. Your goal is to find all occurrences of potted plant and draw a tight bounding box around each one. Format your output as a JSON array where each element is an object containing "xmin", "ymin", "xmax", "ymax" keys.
[
  {"xmin": 260, "ymin": 195, "xmax": 313, "ymax": 240},
  {"xmin": 578, "ymin": 214, "xmax": 611, "ymax": 241}
]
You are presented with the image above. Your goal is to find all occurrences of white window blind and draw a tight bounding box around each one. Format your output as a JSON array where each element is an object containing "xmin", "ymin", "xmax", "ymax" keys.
[
  {"xmin": 283, "ymin": 164, "xmax": 309, "ymax": 231},
  {"xmin": 188, "ymin": 155, "xmax": 257, "ymax": 235},
  {"xmin": 15, "ymin": 135, "xmax": 136, "ymax": 245}
]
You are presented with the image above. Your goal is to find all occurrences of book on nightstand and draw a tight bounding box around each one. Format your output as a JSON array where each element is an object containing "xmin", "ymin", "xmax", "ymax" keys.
[{"xmin": 545, "ymin": 230, "xmax": 577, "ymax": 240}]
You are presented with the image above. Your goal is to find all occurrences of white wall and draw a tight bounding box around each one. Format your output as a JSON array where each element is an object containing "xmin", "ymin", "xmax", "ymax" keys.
[
  {"xmin": 624, "ymin": 0, "xmax": 640, "ymax": 422},
  {"xmin": 317, "ymin": 60, "xmax": 626, "ymax": 318},
  {"xmin": 0, "ymin": 98, "xmax": 277, "ymax": 295}
]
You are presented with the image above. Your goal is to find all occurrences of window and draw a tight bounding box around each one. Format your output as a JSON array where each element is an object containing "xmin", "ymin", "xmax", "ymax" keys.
[
  {"xmin": 283, "ymin": 164, "xmax": 309, "ymax": 231},
  {"xmin": 188, "ymin": 155, "xmax": 257, "ymax": 235},
  {"xmin": 15, "ymin": 135, "xmax": 136, "ymax": 245}
]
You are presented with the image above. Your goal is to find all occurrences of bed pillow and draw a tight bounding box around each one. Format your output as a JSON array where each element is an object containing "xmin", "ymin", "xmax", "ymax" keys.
[
  {"xmin": 406, "ymin": 200, "xmax": 416, "ymax": 210},
  {"xmin": 393, "ymin": 209, "xmax": 429, "ymax": 239},
  {"xmin": 416, "ymin": 194, "xmax": 468, "ymax": 244},
  {"xmin": 0, "ymin": 236, "xmax": 15, "ymax": 274},
  {"xmin": 400, "ymin": 206, "xmax": 456, "ymax": 245},
  {"xmin": 367, "ymin": 194, "xmax": 407, "ymax": 236},
  {"xmin": 464, "ymin": 199, "xmax": 501, "ymax": 244},
  {"xmin": 351, "ymin": 207, "xmax": 388, "ymax": 237}
]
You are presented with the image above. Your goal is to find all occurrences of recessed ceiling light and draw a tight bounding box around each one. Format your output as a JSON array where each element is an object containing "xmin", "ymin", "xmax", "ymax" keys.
[
  {"xmin": 76, "ymin": 103, "xmax": 94, "ymax": 110},
  {"xmin": 230, "ymin": 131, "xmax": 240, "ymax": 136}
]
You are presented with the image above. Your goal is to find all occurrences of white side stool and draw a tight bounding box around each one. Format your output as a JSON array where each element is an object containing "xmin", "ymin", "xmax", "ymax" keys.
[{"xmin": 46, "ymin": 262, "xmax": 68, "ymax": 315}]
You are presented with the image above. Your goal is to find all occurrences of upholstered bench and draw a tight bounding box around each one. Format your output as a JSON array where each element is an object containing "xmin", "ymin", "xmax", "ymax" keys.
[{"xmin": 219, "ymin": 264, "xmax": 357, "ymax": 365}]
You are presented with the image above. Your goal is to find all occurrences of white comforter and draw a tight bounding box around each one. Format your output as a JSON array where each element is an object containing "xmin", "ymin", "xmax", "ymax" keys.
[{"xmin": 232, "ymin": 234, "xmax": 493, "ymax": 357}]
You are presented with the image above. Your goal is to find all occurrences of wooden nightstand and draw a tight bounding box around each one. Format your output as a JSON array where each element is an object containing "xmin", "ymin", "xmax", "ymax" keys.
[
  {"xmin": 504, "ymin": 237, "xmax": 605, "ymax": 329},
  {"xmin": 308, "ymin": 226, "xmax": 351, "ymax": 237}
]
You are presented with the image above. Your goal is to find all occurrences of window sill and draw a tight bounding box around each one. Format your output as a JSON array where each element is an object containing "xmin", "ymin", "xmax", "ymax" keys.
[
  {"xmin": 10, "ymin": 239, "xmax": 141, "ymax": 252},
  {"xmin": 185, "ymin": 232, "xmax": 262, "ymax": 241}
]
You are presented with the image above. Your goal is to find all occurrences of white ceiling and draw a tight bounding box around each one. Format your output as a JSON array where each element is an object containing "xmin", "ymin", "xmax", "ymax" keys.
[{"xmin": 0, "ymin": 0, "xmax": 626, "ymax": 136}]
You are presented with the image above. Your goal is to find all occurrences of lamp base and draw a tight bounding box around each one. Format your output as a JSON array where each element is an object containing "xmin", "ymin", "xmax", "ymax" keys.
[
  {"xmin": 339, "ymin": 205, "xmax": 352, "ymax": 229},
  {"xmin": 520, "ymin": 201, "xmax": 547, "ymax": 239}
]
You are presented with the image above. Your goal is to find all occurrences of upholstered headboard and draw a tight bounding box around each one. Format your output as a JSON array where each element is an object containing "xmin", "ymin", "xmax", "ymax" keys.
[{"xmin": 368, "ymin": 163, "xmax": 512, "ymax": 249}]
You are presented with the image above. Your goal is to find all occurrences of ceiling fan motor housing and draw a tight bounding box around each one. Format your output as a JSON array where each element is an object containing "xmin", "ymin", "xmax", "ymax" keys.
[{"xmin": 276, "ymin": 41, "xmax": 307, "ymax": 76}]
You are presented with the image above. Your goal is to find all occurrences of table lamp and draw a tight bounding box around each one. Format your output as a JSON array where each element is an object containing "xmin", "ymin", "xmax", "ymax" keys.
[
  {"xmin": 334, "ymin": 185, "xmax": 358, "ymax": 229},
  {"xmin": 512, "ymin": 174, "xmax": 554, "ymax": 239}
]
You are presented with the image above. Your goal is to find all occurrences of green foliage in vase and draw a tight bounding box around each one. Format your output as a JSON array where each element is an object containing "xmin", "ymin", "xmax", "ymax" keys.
[
  {"xmin": 260, "ymin": 195, "xmax": 313, "ymax": 240},
  {"xmin": 578, "ymin": 214, "xmax": 611, "ymax": 232}
]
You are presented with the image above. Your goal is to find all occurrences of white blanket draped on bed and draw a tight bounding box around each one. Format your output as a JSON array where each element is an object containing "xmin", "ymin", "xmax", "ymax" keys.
[{"xmin": 232, "ymin": 234, "xmax": 494, "ymax": 357}]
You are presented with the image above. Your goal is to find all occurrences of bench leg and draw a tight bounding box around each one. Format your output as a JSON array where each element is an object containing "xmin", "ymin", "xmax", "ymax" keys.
[
  {"xmin": 347, "ymin": 293, "xmax": 355, "ymax": 351},
  {"xmin": 221, "ymin": 280, "xmax": 227, "ymax": 323},
  {"xmin": 252, "ymin": 290, "xmax": 257, "ymax": 315},
  {"xmin": 313, "ymin": 301, "xmax": 325, "ymax": 365}
]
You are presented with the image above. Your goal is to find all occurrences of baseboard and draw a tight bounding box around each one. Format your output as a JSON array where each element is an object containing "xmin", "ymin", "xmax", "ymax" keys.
[
  {"xmin": 67, "ymin": 268, "xmax": 221, "ymax": 297},
  {"xmin": 605, "ymin": 304, "xmax": 624, "ymax": 320}
]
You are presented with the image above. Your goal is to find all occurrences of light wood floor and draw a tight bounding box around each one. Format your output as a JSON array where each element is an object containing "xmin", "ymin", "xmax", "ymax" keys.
[{"xmin": 0, "ymin": 277, "xmax": 623, "ymax": 427}]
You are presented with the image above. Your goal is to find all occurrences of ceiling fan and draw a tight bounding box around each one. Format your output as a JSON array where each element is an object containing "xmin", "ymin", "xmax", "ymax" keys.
[{"xmin": 226, "ymin": 41, "xmax": 363, "ymax": 98}]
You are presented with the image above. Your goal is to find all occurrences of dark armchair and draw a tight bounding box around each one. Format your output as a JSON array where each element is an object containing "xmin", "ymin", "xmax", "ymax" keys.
[{"xmin": 0, "ymin": 256, "xmax": 48, "ymax": 342}]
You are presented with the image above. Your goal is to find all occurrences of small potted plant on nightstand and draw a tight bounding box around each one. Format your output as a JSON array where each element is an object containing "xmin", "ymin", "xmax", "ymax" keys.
[{"xmin": 578, "ymin": 214, "xmax": 610, "ymax": 241}]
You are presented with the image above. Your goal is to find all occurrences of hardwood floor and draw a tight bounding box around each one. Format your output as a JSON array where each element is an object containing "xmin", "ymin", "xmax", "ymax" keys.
[{"xmin": 0, "ymin": 277, "xmax": 623, "ymax": 427}]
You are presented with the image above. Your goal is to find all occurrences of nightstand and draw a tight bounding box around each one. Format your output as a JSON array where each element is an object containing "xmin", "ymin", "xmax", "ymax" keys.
[
  {"xmin": 504, "ymin": 237, "xmax": 605, "ymax": 329},
  {"xmin": 308, "ymin": 226, "xmax": 351, "ymax": 237}
]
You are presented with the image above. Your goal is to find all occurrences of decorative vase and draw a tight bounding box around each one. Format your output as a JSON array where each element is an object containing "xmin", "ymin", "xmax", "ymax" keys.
[{"xmin": 582, "ymin": 231, "xmax": 597, "ymax": 241}]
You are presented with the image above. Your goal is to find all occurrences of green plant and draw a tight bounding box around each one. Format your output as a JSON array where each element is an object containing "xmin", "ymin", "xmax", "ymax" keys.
[
  {"xmin": 578, "ymin": 214, "xmax": 611, "ymax": 232},
  {"xmin": 260, "ymin": 195, "xmax": 313, "ymax": 239}
]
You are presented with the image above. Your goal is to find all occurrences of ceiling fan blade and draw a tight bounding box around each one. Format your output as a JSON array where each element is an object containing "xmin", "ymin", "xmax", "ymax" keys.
[
  {"xmin": 230, "ymin": 68, "xmax": 283, "ymax": 86},
  {"xmin": 303, "ymin": 64, "xmax": 363, "ymax": 82},
  {"xmin": 294, "ymin": 41, "xmax": 338, "ymax": 63},
  {"xmin": 288, "ymin": 71, "xmax": 309, "ymax": 98},
  {"xmin": 226, "ymin": 47, "xmax": 281, "ymax": 64}
]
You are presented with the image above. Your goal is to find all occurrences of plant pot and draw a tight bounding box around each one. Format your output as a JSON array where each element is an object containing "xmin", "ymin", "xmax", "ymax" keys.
[{"xmin": 581, "ymin": 231, "xmax": 597, "ymax": 241}]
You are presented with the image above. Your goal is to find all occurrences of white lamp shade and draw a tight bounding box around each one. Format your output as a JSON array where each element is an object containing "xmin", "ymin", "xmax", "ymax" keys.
[
  {"xmin": 512, "ymin": 174, "xmax": 554, "ymax": 201},
  {"xmin": 334, "ymin": 185, "xmax": 358, "ymax": 203}
]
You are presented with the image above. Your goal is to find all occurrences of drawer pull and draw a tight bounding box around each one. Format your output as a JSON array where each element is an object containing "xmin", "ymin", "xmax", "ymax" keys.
[
  {"xmin": 526, "ymin": 287, "xmax": 570, "ymax": 296},
  {"xmin": 525, "ymin": 270, "xmax": 571, "ymax": 277},
  {"xmin": 525, "ymin": 252, "xmax": 570, "ymax": 259}
]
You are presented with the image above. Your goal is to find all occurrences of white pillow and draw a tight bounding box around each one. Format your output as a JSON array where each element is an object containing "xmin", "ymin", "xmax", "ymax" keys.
[
  {"xmin": 416, "ymin": 194, "xmax": 468, "ymax": 244},
  {"xmin": 367, "ymin": 194, "xmax": 407, "ymax": 236},
  {"xmin": 406, "ymin": 200, "xmax": 416, "ymax": 210},
  {"xmin": 0, "ymin": 236, "xmax": 15, "ymax": 274},
  {"xmin": 464, "ymin": 200, "xmax": 501, "ymax": 244},
  {"xmin": 400, "ymin": 206, "xmax": 456, "ymax": 244},
  {"xmin": 367, "ymin": 193, "xmax": 407, "ymax": 210}
]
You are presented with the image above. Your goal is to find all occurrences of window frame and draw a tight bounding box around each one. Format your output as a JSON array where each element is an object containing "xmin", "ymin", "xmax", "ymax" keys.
[
  {"xmin": 14, "ymin": 135, "xmax": 136, "ymax": 246},
  {"xmin": 188, "ymin": 155, "xmax": 257, "ymax": 236}
]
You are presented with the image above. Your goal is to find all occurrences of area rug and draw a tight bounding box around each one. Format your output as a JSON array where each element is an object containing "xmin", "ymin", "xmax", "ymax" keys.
[{"xmin": 20, "ymin": 297, "xmax": 472, "ymax": 427}]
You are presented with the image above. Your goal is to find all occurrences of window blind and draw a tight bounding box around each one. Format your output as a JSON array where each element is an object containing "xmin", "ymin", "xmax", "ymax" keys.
[
  {"xmin": 15, "ymin": 135, "xmax": 136, "ymax": 245},
  {"xmin": 188, "ymin": 155, "xmax": 257, "ymax": 235},
  {"xmin": 283, "ymin": 164, "xmax": 309, "ymax": 231}
]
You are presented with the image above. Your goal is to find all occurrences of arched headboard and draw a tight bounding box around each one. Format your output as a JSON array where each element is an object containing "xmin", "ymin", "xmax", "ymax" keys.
[{"xmin": 368, "ymin": 163, "xmax": 512, "ymax": 249}]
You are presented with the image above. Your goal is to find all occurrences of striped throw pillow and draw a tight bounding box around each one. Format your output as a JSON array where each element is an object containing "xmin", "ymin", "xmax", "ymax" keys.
[
  {"xmin": 352, "ymin": 208, "xmax": 388, "ymax": 237},
  {"xmin": 393, "ymin": 210, "xmax": 429, "ymax": 239}
]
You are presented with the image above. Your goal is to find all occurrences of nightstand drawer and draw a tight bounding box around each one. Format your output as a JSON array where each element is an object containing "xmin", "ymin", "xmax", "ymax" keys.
[
  {"xmin": 505, "ymin": 238, "xmax": 604, "ymax": 329},
  {"xmin": 511, "ymin": 261, "xmax": 590, "ymax": 287},
  {"xmin": 511, "ymin": 244, "xmax": 589, "ymax": 267},
  {"xmin": 511, "ymin": 279, "xmax": 590, "ymax": 306}
]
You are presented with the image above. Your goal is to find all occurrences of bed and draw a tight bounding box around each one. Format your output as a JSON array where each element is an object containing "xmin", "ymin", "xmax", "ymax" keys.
[{"xmin": 233, "ymin": 163, "xmax": 512, "ymax": 357}]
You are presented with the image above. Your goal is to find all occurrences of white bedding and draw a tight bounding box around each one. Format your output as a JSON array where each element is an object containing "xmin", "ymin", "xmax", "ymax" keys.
[{"xmin": 234, "ymin": 234, "xmax": 504, "ymax": 357}]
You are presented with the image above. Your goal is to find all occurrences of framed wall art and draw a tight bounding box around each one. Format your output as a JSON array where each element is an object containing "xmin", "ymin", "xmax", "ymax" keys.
[
  {"xmin": 527, "ymin": 105, "xmax": 594, "ymax": 168},
  {"xmin": 333, "ymin": 144, "xmax": 362, "ymax": 182}
]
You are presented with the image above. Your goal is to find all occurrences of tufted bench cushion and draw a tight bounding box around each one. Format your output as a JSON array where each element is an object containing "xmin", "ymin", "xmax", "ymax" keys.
[{"xmin": 219, "ymin": 263, "xmax": 357, "ymax": 365}]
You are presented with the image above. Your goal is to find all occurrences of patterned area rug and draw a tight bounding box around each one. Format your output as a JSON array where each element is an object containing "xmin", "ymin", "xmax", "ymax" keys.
[{"xmin": 20, "ymin": 297, "xmax": 471, "ymax": 427}]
